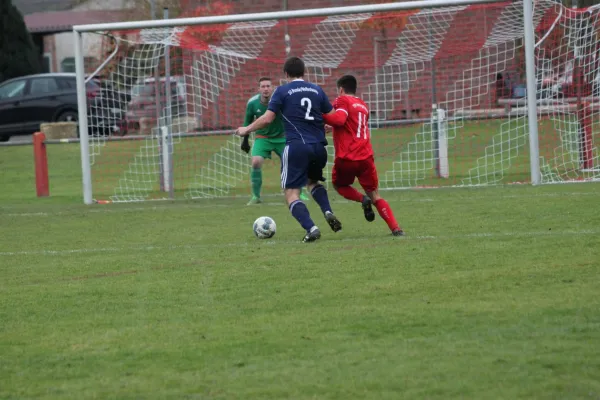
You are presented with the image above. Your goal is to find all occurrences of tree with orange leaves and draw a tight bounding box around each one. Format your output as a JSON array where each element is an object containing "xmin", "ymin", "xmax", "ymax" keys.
[{"xmin": 178, "ymin": 1, "xmax": 234, "ymax": 50}]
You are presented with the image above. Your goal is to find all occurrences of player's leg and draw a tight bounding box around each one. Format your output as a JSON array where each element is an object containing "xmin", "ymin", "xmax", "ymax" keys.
[
  {"xmin": 307, "ymin": 143, "xmax": 342, "ymax": 233},
  {"xmin": 332, "ymin": 158, "xmax": 364, "ymax": 203},
  {"xmin": 367, "ymin": 191, "xmax": 404, "ymax": 236},
  {"xmin": 281, "ymin": 143, "xmax": 321, "ymax": 242},
  {"xmin": 248, "ymin": 156, "xmax": 264, "ymax": 204},
  {"xmin": 248, "ymin": 139, "xmax": 269, "ymax": 205},
  {"xmin": 332, "ymin": 158, "xmax": 374, "ymax": 222},
  {"xmin": 274, "ymin": 141, "xmax": 309, "ymax": 201},
  {"xmin": 350, "ymin": 158, "xmax": 378, "ymax": 222},
  {"xmin": 360, "ymin": 158, "xmax": 404, "ymax": 235}
]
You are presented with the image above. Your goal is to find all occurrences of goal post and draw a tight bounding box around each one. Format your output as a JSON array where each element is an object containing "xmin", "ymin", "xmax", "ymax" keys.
[
  {"xmin": 73, "ymin": 0, "xmax": 600, "ymax": 204},
  {"xmin": 523, "ymin": 0, "xmax": 541, "ymax": 185},
  {"xmin": 74, "ymin": 30, "xmax": 93, "ymax": 205}
]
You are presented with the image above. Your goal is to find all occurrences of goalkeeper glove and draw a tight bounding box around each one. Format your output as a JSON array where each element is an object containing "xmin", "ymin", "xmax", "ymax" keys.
[{"xmin": 241, "ymin": 136, "xmax": 251, "ymax": 154}]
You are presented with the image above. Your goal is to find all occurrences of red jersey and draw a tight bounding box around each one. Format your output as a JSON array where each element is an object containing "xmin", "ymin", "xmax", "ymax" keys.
[{"xmin": 328, "ymin": 95, "xmax": 374, "ymax": 161}]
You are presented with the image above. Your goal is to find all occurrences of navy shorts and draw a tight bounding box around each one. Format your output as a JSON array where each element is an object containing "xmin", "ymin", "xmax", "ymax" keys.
[{"xmin": 281, "ymin": 141, "xmax": 328, "ymax": 189}]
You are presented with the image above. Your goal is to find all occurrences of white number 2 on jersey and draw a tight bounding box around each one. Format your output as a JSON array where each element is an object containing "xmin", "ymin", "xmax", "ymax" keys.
[
  {"xmin": 356, "ymin": 112, "xmax": 368, "ymax": 139},
  {"xmin": 301, "ymin": 97, "xmax": 315, "ymax": 121}
]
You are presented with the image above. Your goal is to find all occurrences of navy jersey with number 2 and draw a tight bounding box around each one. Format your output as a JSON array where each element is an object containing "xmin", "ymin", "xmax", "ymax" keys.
[
  {"xmin": 268, "ymin": 79, "xmax": 333, "ymax": 189},
  {"xmin": 268, "ymin": 79, "xmax": 333, "ymax": 144}
]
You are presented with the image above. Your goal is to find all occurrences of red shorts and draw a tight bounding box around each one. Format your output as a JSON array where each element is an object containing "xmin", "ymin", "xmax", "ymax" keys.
[{"xmin": 332, "ymin": 156, "xmax": 379, "ymax": 193}]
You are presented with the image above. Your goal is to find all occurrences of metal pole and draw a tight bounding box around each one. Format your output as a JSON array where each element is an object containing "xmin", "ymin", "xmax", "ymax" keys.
[
  {"xmin": 374, "ymin": 37, "xmax": 380, "ymax": 129},
  {"xmin": 283, "ymin": 0, "xmax": 291, "ymax": 56},
  {"xmin": 429, "ymin": 13, "xmax": 438, "ymax": 106},
  {"xmin": 154, "ymin": 0, "xmax": 165, "ymax": 191},
  {"xmin": 149, "ymin": 0, "xmax": 156, "ymax": 19},
  {"xmin": 572, "ymin": 0, "xmax": 585, "ymax": 169},
  {"xmin": 401, "ymin": 40, "xmax": 411, "ymax": 120},
  {"xmin": 164, "ymin": 7, "xmax": 175, "ymax": 199},
  {"xmin": 428, "ymin": 11, "xmax": 440, "ymax": 177},
  {"xmin": 74, "ymin": 0, "xmax": 507, "ymax": 32},
  {"xmin": 74, "ymin": 31, "xmax": 93, "ymax": 204},
  {"xmin": 373, "ymin": 37, "xmax": 401, "ymax": 127},
  {"xmin": 523, "ymin": 0, "xmax": 541, "ymax": 185},
  {"xmin": 210, "ymin": 55, "xmax": 219, "ymax": 130}
]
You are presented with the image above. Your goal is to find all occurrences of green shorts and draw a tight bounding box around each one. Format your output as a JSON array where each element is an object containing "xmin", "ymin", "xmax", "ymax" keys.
[{"xmin": 251, "ymin": 137, "xmax": 286, "ymax": 159}]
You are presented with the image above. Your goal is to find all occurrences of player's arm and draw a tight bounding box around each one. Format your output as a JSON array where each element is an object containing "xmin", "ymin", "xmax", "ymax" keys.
[
  {"xmin": 236, "ymin": 111, "xmax": 275, "ymax": 137},
  {"xmin": 236, "ymin": 88, "xmax": 280, "ymax": 137},
  {"xmin": 240, "ymin": 101, "xmax": 254, "ymax": 153},
  {"xmin": 323, "ymin": 108, "xmax": 348, "ymax": 127},
  {"xmin": 322, "ymin": 95, "xmax": 347, "ymax": 127}
]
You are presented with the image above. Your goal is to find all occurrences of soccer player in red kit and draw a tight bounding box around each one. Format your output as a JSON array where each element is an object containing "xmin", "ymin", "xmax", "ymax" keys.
[{"xmin": 323, "ymin": 75, "xmax": 404, "ymax": 236}]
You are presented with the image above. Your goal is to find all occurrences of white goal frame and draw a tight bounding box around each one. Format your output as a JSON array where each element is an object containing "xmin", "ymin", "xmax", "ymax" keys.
[{"xmin": 73, "ymin": 0, "xmax": 540, "ymax": 205}]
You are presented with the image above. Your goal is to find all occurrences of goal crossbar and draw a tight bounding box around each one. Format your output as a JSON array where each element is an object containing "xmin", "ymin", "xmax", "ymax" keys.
[{"xmin": 72, "ymin": 0, "xmax": 509, "ymax": 32}]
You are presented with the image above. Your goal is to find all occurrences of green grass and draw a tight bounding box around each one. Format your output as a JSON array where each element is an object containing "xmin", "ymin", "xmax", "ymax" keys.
[{"xmin": 1, "ymin": 129, "xmax": 600, "ymax": 399}]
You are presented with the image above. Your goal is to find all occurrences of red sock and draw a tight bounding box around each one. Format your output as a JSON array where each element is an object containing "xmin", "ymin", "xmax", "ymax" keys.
[
  {"xmin": 374, "ymin": 199, "xmax": 400, "ymax": 232},
  {"xmin": 336, "ymin": 186, "xmax": 364, "ymax": 203}
]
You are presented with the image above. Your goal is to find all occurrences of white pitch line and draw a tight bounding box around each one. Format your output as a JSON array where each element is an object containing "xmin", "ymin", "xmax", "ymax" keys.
[
  {"xmin": 1, "ymin": 198, "xmax": 432, "ymax": 217},
  {"xmin": 2, "ymin": 190, "xmax": 599, "ymax": 218},
  {"xmin": 0, "ymin": 229, "xmax": 597, "ymax": 257}
]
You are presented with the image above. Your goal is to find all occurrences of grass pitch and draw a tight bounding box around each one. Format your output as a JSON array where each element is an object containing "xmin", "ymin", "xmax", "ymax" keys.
[{"xmin": 1, "ymin": 136, "xmax": 600, "ymax": 399}]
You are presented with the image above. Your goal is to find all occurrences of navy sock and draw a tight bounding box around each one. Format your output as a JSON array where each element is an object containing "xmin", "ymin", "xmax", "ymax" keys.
[
  {"xmin": 311, "ymin": 184, "xmax": 332, "ymax": 215},
  {"xmin": 289, "ymin": 200, "xmax": 315, "ymax": 232}
]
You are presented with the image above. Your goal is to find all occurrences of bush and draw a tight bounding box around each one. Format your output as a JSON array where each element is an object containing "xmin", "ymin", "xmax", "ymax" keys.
[{"xmin": 0, "ymin": 0, "xmax": 41, "ymax": 83}]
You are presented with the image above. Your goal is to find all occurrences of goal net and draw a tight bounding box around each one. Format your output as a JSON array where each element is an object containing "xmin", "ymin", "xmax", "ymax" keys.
[{"xmin": 77, "ymin": 0, "xmax": 600, "ymax": 203}]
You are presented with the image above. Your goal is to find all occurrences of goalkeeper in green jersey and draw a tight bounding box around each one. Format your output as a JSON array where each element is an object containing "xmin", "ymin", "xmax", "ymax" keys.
[{"xmin": 241, "ymin": 77, "xmax": 308, "ymax": 205}]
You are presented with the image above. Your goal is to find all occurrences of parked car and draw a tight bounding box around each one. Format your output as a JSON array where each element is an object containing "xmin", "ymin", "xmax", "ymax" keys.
[
  {"xmin": 87, "ymin": 84, "xmax": 131, "ymax": 137},
  {"xmin": 125, "ymin": 76, "xmax": 187, "ymax": 132},
  {"xmin": 0, "ymin": 73, "xmax": 100, "ymax": 141}
]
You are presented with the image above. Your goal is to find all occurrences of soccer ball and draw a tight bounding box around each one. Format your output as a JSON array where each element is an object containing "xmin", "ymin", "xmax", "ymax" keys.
[{"xmin": 253, "ymin": 216, "xmax": 276, "ymax": 239}]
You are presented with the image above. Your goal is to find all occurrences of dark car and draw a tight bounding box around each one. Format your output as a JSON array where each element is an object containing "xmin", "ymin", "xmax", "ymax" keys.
[{"xmin": 0, "ymin": 73, "xmax": 100, "ymax": 142}]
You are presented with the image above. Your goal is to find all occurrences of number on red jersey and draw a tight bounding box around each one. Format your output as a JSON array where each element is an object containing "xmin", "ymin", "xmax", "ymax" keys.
[
  {"xmin": 356, "ymin": 111, "xmax": 368, "ymax": 139},
  {"xmin": 331, "ymin": 95, "xmax": 374, "ymax": 161}
]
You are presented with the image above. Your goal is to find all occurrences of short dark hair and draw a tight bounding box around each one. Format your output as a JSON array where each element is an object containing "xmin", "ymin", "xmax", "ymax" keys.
[
  {"xmin": 337, "ymin": 75, "xmax": 357, "ymax": 94},
  {"xmin": 283, "ymin": 57, "xmax": 305, "ymax": 78},
  {"xmin": 258, "ymin": 77, "xmax": 271, "ymax": 84}
]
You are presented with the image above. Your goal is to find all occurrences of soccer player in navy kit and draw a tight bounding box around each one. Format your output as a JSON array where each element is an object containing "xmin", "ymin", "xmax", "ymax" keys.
[{"xmin": 236, "ymin": 57, "xmax": 342, "ymax": 242}]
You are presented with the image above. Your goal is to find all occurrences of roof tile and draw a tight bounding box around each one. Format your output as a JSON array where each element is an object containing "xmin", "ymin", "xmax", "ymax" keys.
[{"xmin": 24, "ymin": 9, "xmax": 132, "ymax": 33}]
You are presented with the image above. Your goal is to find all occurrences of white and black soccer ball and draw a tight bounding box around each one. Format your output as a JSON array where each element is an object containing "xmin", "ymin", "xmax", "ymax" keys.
[{"xmin": 253, "ymin": 216, "xmax": 276, "ymax": 239}]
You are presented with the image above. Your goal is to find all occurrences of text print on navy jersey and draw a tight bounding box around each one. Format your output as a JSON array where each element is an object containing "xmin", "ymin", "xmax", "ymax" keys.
[{"xmin": 268, "ymin": 80, "xmax": 333, "ymax": 144}]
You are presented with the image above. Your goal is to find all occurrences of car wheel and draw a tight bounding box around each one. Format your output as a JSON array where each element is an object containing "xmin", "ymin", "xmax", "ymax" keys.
[
  {"xmin": 56, "ymin": 110, "xmax": 78, "ymax": 123},
  {"xmin": 0, "ymin": 135, "xmax": 10, "ymax": 143}
]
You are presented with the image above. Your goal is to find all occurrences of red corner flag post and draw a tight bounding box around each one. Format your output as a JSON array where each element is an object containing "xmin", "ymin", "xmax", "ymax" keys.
[{"xmin": 33, "ymin": 132, "xmax": 49, "ymax": 197}]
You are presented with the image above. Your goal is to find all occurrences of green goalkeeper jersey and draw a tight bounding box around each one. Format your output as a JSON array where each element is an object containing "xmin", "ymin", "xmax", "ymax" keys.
[{"xmin": 244, "ymin": 94, "xmax": 285, "ymax": 139}]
